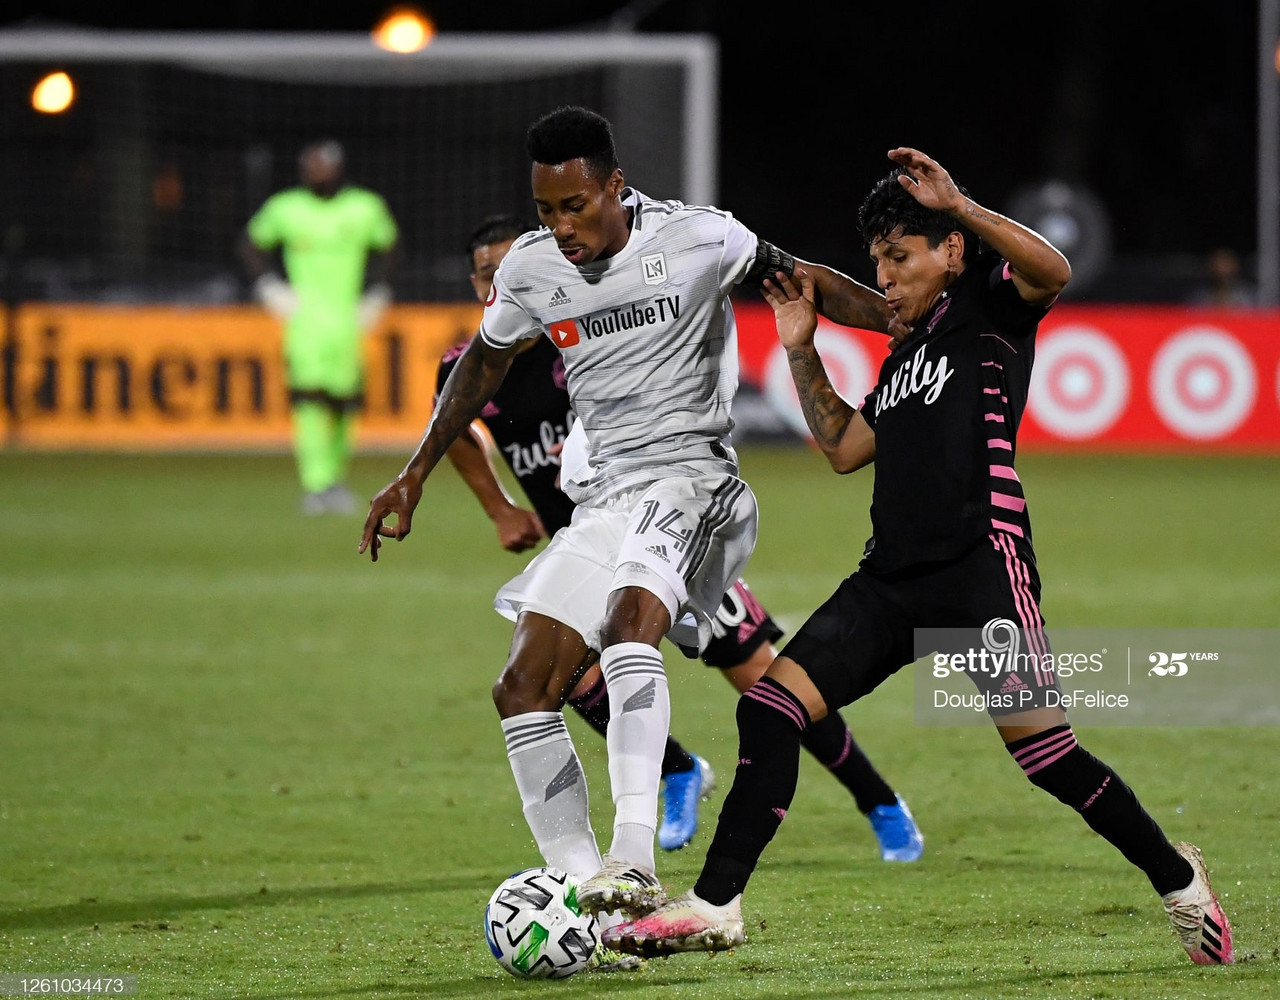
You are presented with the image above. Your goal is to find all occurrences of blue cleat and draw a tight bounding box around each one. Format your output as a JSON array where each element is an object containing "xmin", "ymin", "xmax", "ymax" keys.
[
  {"xmin": 867, "ymin": 795, "xmax": 924, "ymax": 862},
  {"xmin": 657, "ymin": 755, "xmax": 715, "ymax": 851}
]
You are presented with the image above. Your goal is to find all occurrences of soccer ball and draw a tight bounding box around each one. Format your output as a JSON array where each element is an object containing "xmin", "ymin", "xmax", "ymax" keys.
[{"xmin": 484, "ymin": 866, "xmax": 599, "ymax": 979}]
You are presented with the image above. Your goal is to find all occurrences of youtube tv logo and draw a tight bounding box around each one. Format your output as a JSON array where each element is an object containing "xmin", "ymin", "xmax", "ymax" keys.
[{"xmin": 550, "ymin": 320, "xmax": 580, "ymax": 348}]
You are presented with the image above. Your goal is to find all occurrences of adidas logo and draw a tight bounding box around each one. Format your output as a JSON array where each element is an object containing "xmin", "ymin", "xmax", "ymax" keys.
[
  {"xmin": 644, "ymin": 543, "xmax": 669, "ymax": 562},
  {"xmin": 999, "ymin": 672, "xmax": 1028, "ymax": 694},
  {"xmin": 548, "ymin": 286, "xmax": 572, "ymax": 308}
]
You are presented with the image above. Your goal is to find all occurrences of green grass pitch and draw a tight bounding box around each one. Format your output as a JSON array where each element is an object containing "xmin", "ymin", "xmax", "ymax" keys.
[{"xmin": 2, "ymin": 446, "xmax": 1277, "ymax": 998}]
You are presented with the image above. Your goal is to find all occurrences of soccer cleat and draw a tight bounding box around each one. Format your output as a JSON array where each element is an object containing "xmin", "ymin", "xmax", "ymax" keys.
[
  {"xmin": 584, "ymin": 943, "xmax": 646, "ymax": 973},
  {"xmin": 658, "ymin": 755, "xmax": 716, "ymax": 851},
  {"xmin": 603, "ymin": 889, "xmax": 745, "ymax": 957},
  {"xmin": 1162, "ymin": 841, "xmax": 1234, "ymax": 965},
  {"xmin": 577, "ymin": 856, "xmax": 666, "ymax": 916},
  {"xmin": 322, "ymin": 483, "xmax": 359, "ymax": 515},
  {"xmin": 867, "ymin": 795, "xmax": 925, "ymax": 862},
  {"xmin": 301, "ymin": 491, "xmax": 329, "ymax": 516}
]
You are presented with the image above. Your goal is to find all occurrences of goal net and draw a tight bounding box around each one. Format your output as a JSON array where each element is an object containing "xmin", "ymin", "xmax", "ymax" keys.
[{"xmin": 0, "ymin": 29, "xmax": 718, "ymax": 305}]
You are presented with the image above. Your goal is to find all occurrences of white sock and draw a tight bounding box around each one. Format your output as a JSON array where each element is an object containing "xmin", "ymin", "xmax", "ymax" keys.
[
  {"xmin": 600, "ymin": 641, "xmax": 669, "ymax": 872},
  {"xmin": 500, "ymin": 711, "xmax": 601, "ymax": 882}
]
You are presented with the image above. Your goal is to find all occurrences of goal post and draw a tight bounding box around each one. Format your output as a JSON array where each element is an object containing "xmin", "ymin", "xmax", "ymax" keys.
[{"xmin": 0, "ymin": 28, "xmax": 719, "ymax": 304}]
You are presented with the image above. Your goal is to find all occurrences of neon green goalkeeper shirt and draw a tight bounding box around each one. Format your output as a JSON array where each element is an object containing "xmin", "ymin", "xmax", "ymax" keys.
[{"xmin": 247, "ymin": 185, "xmax": 398, "ymax": 344}]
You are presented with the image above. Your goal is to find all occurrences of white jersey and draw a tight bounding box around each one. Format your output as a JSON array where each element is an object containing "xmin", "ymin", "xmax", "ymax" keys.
[{"xmin": 479, "ymin": 187, "xmax": 759, "ymax": 505}]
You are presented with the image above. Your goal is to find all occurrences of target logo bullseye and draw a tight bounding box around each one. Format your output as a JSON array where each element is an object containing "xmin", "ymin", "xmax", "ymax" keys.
[
  {"xmin": 1028, "ymin": 325, "xmax": 1130, "ymax": 439},
  {"xmin": 1149, "ymin": 327, "xmax": 1256, "ymax": 440}
]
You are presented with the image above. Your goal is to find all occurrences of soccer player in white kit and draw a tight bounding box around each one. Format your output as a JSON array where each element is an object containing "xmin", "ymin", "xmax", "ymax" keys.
[{"xmin": 360, "ymin": 106, "xmax": 895, "ymax": 918}]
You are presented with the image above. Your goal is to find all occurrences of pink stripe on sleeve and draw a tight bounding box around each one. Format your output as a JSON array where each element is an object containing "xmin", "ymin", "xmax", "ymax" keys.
[{"xmin": 991, "ymin": 492, "xmax": 1028, "ymax": 512}]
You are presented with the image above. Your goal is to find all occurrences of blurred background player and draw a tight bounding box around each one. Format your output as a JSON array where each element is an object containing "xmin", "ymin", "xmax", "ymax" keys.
[
  {"xmin": 444, "ymin": 212, "xmax": 924, "ymax": 859},
  {"xmin": 1186, "ymin": 246, "xmax": 1257, "ymax": 308},
  {"xmin": 240, "ymin": 139, "xmax": 400, "ymax": 514}
]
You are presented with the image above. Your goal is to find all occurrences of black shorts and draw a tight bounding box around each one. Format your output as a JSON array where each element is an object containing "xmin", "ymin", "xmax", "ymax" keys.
[
  {"xmin": 780, "ymin": 532, "xmax": 1062, "ymax": 716},
  {"xmin": 699, "ymin": 578, "xmax": 785, "ymax": 670}
]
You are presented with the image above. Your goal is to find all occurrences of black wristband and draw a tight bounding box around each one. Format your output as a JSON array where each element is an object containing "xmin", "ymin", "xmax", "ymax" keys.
[{"xmin": 743, "ymin": 239, "xmax": 796, "ymax": 286}]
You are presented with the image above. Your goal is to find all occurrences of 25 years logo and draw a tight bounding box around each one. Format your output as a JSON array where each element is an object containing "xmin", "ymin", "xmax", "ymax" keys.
[
  {"xmin": 1147, "ymin": 652, "xmax": 1188, "ymax": 677},
  {"xmin": 1147, "ymin": 650, "xmax": 1219, "ymax": 677}
]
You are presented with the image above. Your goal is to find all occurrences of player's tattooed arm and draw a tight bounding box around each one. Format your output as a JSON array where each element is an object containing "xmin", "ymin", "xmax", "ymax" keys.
[
  {"xmin": 787, "ymin": 345, "xmax": 876, "ymax": 473},
  {"xmin": 404, "ymin": 338, "xmax": 516, "ymax": 482},
  {"xmin": 749, "ymin": 241, "xmax": 894, "ymax": 338},
  {"xmin": 788, "ymin": 345, "xmax": 854, "ymax": 448},
  {"xmin": 888, "ymin": 146, "xmax": 1070, "ymax": 305},
  {"xmin": 795, "ymin": 258, "xmax": 893, "ymax": 336},
  {"xmin": 764, "ymin": 269, "xmax": 876, "ymax": 474},
  {"xmin": 360, "ymin": 337, "xmax": 517, "ymax": 559}
]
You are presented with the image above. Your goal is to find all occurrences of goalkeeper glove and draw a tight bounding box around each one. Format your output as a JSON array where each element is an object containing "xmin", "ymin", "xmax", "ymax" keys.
[
  {"xmin": 358, "ymin": 282, "xmax": 392, "ymax": 332},
  {"xmin": 253, "ymin": 274, "xmax": 298, "ymax": 320}
]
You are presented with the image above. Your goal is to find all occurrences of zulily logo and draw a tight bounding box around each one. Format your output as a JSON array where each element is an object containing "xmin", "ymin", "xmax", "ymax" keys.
[{"xmin": 874, "ymin": 343, "xmax": 954, "ymax": 417}]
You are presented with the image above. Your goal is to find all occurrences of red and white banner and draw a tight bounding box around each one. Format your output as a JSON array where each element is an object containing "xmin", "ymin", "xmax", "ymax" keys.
[{"xmin": 733, "ymin": 302, "xmax": 1280, "ymax": 450}]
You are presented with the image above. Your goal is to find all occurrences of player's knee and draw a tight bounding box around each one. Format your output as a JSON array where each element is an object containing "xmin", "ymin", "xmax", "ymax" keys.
[
  {"xmin": 491, "ymin": 661, "xmax": 561, "ymax": 718},
  {"xmin": 735, "ymin": 677, "xmax": 811, "ymax": 743},
  {"xmin": 600, "ymin": 587, "xmax": 672, "ymax": 648}
]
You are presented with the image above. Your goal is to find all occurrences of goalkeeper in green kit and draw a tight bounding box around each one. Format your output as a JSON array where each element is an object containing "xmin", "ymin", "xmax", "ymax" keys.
[{"xmin": 240, "ymin": 139, "xmax": 400, "ymax": 514}]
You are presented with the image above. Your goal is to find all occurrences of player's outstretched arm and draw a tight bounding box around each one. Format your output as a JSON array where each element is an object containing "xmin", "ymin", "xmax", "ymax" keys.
[
  {"xmin": 359, "ymin": 337, "xmax": 518, "ymax": 561},
  {"xmin": 446, "ymin": 428, "xmax": 546, "ymax": 553},
  {"xmin": 765, "ymin": 269, "xmax": 875, "ymax": 474},
  {"xmin": 795, "ymin": 258, "xmax": 896, "ymax": 337},
  {"xmin": 888, "ymin": 147, "xmax": 1071, "ymax": 306}
]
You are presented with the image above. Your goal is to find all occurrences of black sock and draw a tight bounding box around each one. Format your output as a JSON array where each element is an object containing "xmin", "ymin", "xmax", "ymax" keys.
[
  {"xmin": 1006, "ymin": 725, "xmax": 1193, "ymax": 895},
  {"xmin": 567, "ymin": 673, "xmax": 694, "ymax": 777},
  {"xmin": 695, "ymin": 678, "xmax": 810, "ymax": 906},
  {"xmin": 801, "ymin": 713, "xmax": 896, "ymax": 814}
]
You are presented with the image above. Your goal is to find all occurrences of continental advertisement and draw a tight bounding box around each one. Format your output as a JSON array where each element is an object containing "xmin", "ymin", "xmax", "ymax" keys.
[
  {"xmin": 2, "ymin": 303, "xmax": 482, "ymax": 449},
  {"xmin": 2, "ymin": 301, "xmax": 1278, "ymax": 450}
]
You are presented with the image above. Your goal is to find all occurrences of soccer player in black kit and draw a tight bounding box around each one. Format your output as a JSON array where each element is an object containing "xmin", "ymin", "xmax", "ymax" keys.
[
  {"xmin": 606, "ymin": 148, "xmax": 1233, "ymax": 968},
  {"xmin": 444, "ymin": 214, "xmax": 924, "ymax": 863}
]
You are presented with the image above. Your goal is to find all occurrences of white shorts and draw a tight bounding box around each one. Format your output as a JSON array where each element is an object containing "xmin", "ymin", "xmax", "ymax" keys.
[{"xmin": 493, "ymin": 473, "xmax": 758, "ymax": 654}]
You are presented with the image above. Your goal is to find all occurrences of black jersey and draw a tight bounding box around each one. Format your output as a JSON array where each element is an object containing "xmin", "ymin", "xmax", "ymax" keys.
[
  {"xmin": 857, "ymin": 253, "xmax": 1052, "ymax": 574},
  {"xmin": 436, "ymin": 336, "xmax": 578, "ymax": 534}
]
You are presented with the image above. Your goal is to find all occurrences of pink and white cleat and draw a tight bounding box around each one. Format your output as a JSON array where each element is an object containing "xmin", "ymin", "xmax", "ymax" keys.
[
  {"xmin": 602, "ymin": 889, "xmax": 745, "ymax": 957},
  {"xmin": 1162, "ymin": 842, "xmax": 1234, "ymax": 965}
]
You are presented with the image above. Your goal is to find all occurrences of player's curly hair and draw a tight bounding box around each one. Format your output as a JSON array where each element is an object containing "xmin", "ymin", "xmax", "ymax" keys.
[
  {"xmin": 526, "ymin": 105, "xmax": 619, "ymax": 181},
  {"xmin": 859, "ymin": 168, "xmax": 977, "ymax": 259},
  {"xmin": 464, "ymin": 214, "xmax": 534, "ymax": 267}
]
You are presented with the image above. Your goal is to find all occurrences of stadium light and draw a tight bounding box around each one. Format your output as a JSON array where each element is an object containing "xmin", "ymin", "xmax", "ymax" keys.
[
  {"xmin": 372, "ymin": 7, "xmax": 436, "ymax": 53},
  {"xmin": 31, "ymin": 70, "xmax": 74, "ymax": 113}
]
